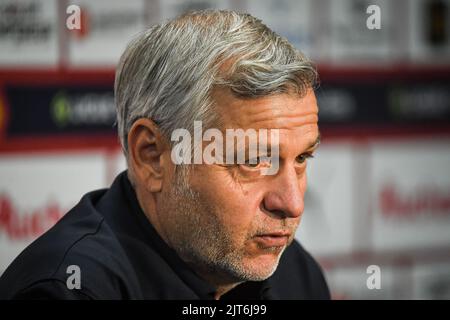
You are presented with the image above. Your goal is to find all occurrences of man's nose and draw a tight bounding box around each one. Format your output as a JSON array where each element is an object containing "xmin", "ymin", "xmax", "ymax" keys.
[{"xmin": 262, "ymin": 166, "xmax": 305, "ymax": 219}]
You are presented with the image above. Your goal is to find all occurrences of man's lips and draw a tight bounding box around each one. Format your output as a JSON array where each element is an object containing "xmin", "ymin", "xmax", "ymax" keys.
[{"xmin": 254, "ymin": 231, "xmax": 291, "ymax": 248}]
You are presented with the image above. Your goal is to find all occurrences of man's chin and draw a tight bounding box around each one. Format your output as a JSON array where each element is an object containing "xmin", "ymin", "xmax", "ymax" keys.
[{"xmin": 233, "ymin": 250, "xmax": 284, "ymax": 281}]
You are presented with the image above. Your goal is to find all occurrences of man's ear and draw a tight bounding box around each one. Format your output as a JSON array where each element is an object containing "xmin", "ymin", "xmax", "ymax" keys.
[{"xmin": 127, "ymin": 118, "xmax": 167, "ymax": 193}]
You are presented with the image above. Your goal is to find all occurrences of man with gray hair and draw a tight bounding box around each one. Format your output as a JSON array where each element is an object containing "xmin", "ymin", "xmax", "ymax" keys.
[{"xmin": 0, "ymin": 10, "xmax": 329, "ymax": 300}]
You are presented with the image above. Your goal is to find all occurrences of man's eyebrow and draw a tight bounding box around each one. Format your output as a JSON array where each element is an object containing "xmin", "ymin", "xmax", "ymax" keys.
[
  {"xmin": 241, "ymin": 132, "xmax": 321, "ymax": 158},
  {"xmin": 307, "ymin": 133, "xmax": 321, "ymax": 150}
]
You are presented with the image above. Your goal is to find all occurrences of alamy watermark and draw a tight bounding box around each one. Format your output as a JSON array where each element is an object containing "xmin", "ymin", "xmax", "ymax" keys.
[
  {"xmin": 171, "ymin": 121, "xmax": 280, "ymax": 175},
  {"xmin": 66, "ymin": 264, "xmax": 81, "ymax": 290},
  {"xmin": 366, "ymin": 265, "xmax": 381, "ymax": 290},
  {"xmin": 366, "ymin": 5, "xmax": 381, "ymax": 30},
  {"xmin": 66, "ymin": 5, "xmax": 81, "ymax": 30}
]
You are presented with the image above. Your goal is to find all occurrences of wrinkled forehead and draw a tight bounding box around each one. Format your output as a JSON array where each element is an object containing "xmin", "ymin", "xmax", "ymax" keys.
[
  {"xmin": 212, "ymin": 87, "xmax": 318, "ymax": 131},
  {"xmin": 212, "ymin": 87, "xmax": 319, "ymax": 157}
]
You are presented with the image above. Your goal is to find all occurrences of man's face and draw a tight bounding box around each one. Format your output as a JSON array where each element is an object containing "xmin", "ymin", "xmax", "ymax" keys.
[{"xmin": 158, "ymin": 88, "xmax": 319, "ymax": 284}]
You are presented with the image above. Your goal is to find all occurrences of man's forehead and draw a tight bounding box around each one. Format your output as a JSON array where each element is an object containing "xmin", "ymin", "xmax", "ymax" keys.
[
  {"xmin": 212, "ymin": 87, "xmax": 319, "ymax": 130},
  {"xmin": 253, "ymin": 127, "xmax": 320, "ymax": 156},
  {"xmin": 278, "ymin": 129, "xmax": 320, "ymax": 151}
]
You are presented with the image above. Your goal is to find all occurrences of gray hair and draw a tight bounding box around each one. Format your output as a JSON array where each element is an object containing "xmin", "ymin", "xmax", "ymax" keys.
[{"xmin": 115, "ymin": 9, "xmax": 317, "ymax": 159}]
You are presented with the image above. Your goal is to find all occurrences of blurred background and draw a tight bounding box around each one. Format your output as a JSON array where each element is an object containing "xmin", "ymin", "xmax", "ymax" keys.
[{"xmin": 0, "ymin": 0, "xmax": 449, "ymax": 299}]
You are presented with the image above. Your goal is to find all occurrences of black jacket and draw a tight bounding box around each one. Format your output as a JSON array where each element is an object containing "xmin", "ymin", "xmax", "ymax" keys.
[{"xmin": 0, "ymin": 171, "xmax": 330, "ymax": 300}]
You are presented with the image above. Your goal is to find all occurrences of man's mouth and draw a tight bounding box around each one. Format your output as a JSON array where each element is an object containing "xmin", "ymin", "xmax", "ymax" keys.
[{"xmin": 254, "ymin": 231, "xmax": 291, "ymax": 248}]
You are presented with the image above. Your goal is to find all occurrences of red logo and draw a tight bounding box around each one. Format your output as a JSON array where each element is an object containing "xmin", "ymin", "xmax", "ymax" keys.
[
  {"xmin": 380, "ymin": 184, "xmax": 450, "ymax": 218},
  {"xmin": 0, "ymin": 194, "xmax": 66, "ymax": 240}
]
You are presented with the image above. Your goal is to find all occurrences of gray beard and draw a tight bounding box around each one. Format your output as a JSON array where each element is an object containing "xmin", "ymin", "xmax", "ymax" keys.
[{"xmin": 163, "ymin": 171, "xmax": 284, "ymax": 284}]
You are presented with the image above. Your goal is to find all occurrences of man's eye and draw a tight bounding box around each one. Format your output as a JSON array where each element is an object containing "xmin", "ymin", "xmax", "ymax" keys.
[
  {"xmin": 296, "ymin": 153, "xmax": 314, "ymax": 164},
  {"xmin": 242, "ymin": 157, "xmax": 272, "ymax": 169},
  {"xmin": 243, "ymin": 158, "xmax": 261, "ymax": 168}
]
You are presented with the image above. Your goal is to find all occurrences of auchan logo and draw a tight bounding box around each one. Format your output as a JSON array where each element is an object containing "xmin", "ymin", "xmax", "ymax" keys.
[
  {"xmin": 379, "ymin": 183, "xmax": 450, "ymax": 218},
  {"xmin": 0, "ymin": 194, "xmax": 65, "ymax": 240}
]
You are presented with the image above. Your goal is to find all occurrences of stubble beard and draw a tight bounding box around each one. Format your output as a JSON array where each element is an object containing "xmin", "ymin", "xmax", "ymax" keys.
[{"xmin": 160, "ymin": 170, "xmax": 286, "ymax": 284}]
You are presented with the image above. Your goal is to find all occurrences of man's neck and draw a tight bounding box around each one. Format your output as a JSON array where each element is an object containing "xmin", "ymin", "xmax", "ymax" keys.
[
  {"xmin": 190, "ymin": 267, "xmax": 244, "ymax": 299},
  {"xmin": 213, "ymin": 284, "xmax": 239, "ymax": 300}
]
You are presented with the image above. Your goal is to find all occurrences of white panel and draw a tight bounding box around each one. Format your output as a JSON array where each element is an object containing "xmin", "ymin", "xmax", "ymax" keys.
[
  {"xmin": 296, "ymin": 143, "xmax": 356, "ymax": 255},
  {"xmin": 327, "ymin": 265, "xmax": 405, "ymax": 299},
  {"xmin": 246, "ymin": 0, "xmax": 313, "ymax": 57},
  {"xmin": 370, "ymin": 139, "xmax": 450, "ymax": 251},
  {"xmin": 159, "ymin": 0, "xmax": 231, "ymax": 22},
  {"xmin": 0, "ymin": 152, "xmax": 107, "ymax": 273},
  {"xmin": 67, "ymin": 0, "xmax": 147, "ymax": 67},
  {"xmin": 105, "ymin": 149, "xmax": 127, "ymax": 186},
  {"xmin": 328, "ymin": 0, "xmax": 399, "ymax": 64},
  {"xmin": 0, "ymin": 0, "xmax": 59, "ymax": 67}
]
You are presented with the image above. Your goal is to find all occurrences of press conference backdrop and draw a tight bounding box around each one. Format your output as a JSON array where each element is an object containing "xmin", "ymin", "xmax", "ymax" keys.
[{"xmin": 0, "ymin": 0, "xmax": 449, "ymax": 299}]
